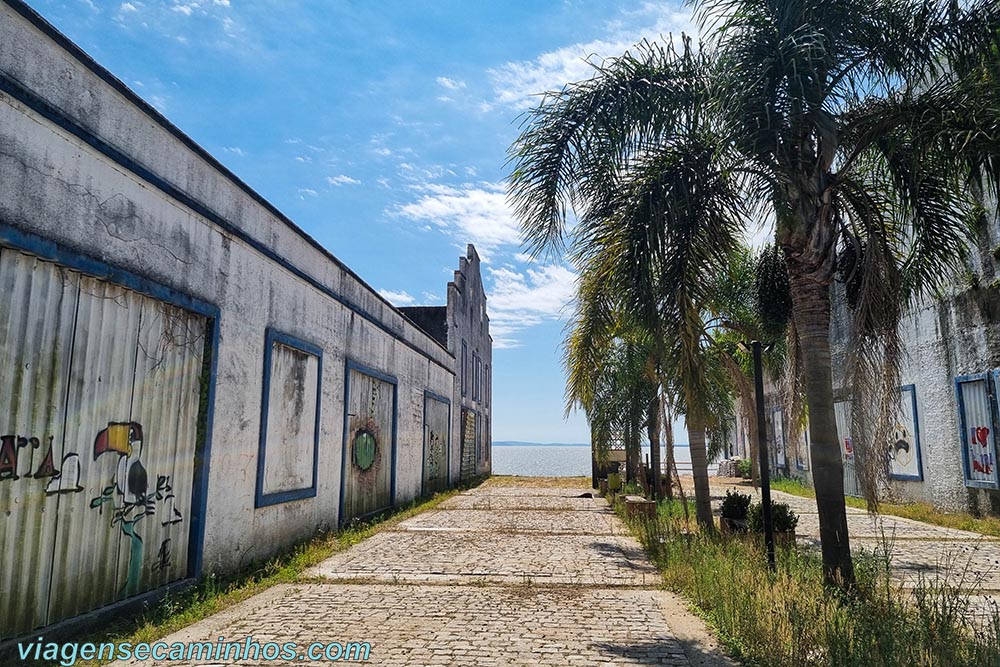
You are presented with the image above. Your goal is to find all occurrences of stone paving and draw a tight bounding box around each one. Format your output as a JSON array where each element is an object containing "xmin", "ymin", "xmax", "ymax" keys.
[
  {"xmin": 113, "ymin": 479, "xmax": 727, "ymax": 667},
  {"xmin": 703, "ymin": 479, "xmax": 1000, "ymax": 604}
]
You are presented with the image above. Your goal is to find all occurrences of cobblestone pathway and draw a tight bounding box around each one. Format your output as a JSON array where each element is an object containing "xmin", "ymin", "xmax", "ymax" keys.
[
  {"xmin": 703, "ymin": 479, "xmax": 1000, "ymax": 617},
  {"xmin": 114, "ymin": 479, "xmax": 733, "ymax": 666}
]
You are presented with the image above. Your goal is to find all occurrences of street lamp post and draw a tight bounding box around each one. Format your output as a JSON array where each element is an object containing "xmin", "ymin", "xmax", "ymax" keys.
[{"xmin": 751, "ymin": 340, "xmax": 776, "ymax": 571}]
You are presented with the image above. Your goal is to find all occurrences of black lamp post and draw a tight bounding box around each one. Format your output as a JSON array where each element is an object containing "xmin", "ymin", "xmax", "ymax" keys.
[{"xmin": 740, "ymin": 340, "xmax": 776, "ymax": 571}]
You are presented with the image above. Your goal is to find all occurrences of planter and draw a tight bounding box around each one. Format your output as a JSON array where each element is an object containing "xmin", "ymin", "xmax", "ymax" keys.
[
  {"xmin": 720, "ymin": 517, "xmax": 748, "ymax": 535},
  {"xmin": 624, "ymin": 494, "xmax": 657, "ymax": 520}
]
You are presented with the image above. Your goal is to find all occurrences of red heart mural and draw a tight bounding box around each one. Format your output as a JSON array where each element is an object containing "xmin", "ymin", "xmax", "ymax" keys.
[{"xmin": 977, "ymin": 427, "xmax": 991, "ymax": 446}]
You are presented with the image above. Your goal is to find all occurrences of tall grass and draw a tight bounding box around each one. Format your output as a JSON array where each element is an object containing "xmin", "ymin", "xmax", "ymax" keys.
[{"xmin": 620, "ymin": 499, "xmax": 1000, "ymax": 667}]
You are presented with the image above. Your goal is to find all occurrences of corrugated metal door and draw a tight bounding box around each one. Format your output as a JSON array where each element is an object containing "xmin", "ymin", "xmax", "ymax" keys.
[
  {"xmin": 341, "ymin": 367, "xmax": 395, "ymax": 522},
  {"xmin": 0, "ymin": 248, "xmax": 207, "ymax": 640},
  {"xmin": 958, "ymin": 376, "xmax": 998, "ymax": 488},
  {"xmin": 0, "ymin": 250, "xmax": 79, "ymax": 636},
  {"xmin": 422, "ymin": 395, "xmax": 449, "ymax": 495}
]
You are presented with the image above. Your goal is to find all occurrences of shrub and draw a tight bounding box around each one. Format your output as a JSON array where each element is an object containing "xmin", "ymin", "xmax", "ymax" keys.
[
  {"xmin": 737, "ymin": 458, "xmax": 752, "ymax": 479},
  {"xmin": 748, "ymin": 500, "xmax": 799, "ymax": 533},
  {"xmin": 720, "ymin": 490, "xmax": 752, "ymax": 521}
]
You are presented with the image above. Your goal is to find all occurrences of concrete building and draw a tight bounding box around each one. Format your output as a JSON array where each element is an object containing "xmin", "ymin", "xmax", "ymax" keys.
[
  {"xmin": 0, "ymin": 0, "xmax": 490, "ymax": 643},
  {"xmin": 402, "ymin": 245, "xmax": 493, "ymax": 483},
  {"xmin": 726, "ymin": 226, "xmax": 1000, "ymax": 517}
]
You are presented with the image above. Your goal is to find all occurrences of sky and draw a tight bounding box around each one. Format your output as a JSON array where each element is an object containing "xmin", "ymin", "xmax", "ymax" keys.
[{"xmin": 27, "ymin": 0, "xmax": 700, "ymax": 442}]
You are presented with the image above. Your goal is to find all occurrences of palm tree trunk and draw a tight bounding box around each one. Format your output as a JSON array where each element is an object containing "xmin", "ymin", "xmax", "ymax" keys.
[
  {"xmin": 688, "ymin": 419, "xmax": 715, "ymax": 532},
  {"xmin": 661, "ymin": 394, "xmax": 675, "ymax": 501},
  {"xmin": 788, "ymin": 270, "xmax": 855, "ymax": 587},
  {"xmin": 625, "ymin": 418, "xmax": 637, "ymax": 484},
  {"xmin": 646, "ymin": 396, "xmax": 662, "ymax": 500}
]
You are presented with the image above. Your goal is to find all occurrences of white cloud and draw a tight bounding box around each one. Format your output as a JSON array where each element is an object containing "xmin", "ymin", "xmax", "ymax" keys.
[
  {"xmin": 327, "ymin": 174, "xmax": 361, "ymax": 186},
  {"xmin": 213, "ymin": 0, "xmax": 230, "ymax": 5},
  {"xmin": 294, "ymin": 156, "xmax": 312, "ymax": 163},
  {"xmin": 488, "ymin": 3, "xmax": 694, "ymax": 109},
  {"xmin": 436, "ymin": 76, "xmax": 467, "ymax": 91},
  {"xmin": 148, "ymin": 94, "xmax": 168, "ymax": 112},
  {"xmin": 120, "ymin": 2, "xmax": 138, "ymax": 12},
  {"xmin": 222, "ymin": 146, "xmax": 245, "ymax": 156},
  {"xmin": 171, "ymin": 2, "xmax": 197, "ymax": 16},
  {"xmin": 486, "ymin": 264, "xmax": 577, "ymax": 348},
  {"xmin": 394, "ymin": 182, "xmax": 520, "ymax": 260},
  {"xmin": 297, "ymin": 188, "xmax": 318, "ymax": 198},
  {"xmin": 378, "ymin": 289, "xmax": 416, "ymax": 306}
]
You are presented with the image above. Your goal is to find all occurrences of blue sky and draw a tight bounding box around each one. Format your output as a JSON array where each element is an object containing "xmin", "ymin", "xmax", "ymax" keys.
[{"xmin": 28, "ymin": 0, "xmax": 697, "ymax": 442}]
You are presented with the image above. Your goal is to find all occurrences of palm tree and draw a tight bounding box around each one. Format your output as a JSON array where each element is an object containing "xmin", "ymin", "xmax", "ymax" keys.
[{"xmin": 508, "ymin": 1, "xmax": 1000, "ymax": 587}]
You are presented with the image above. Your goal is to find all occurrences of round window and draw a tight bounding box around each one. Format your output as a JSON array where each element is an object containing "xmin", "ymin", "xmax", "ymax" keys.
[{"xmin": 353, "ymin": 430, "xmax": 378, "ymax": 471}]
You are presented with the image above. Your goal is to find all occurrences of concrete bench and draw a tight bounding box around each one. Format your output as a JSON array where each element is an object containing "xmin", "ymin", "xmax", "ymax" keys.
[{"xmin": 623, "ymin": 495, "xmax": 657, "ymax": 520}]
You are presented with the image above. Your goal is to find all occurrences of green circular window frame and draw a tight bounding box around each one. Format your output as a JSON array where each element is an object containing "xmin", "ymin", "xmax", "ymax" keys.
[{"xmin": 353, "ymin": 429, "xmax": 378, "ymax": 471}]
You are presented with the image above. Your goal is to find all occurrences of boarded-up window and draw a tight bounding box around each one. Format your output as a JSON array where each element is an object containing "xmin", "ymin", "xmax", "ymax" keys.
[
  {"xmin": 256, "ymin": 330, "xmax": 322, "ymax": 507},
  {"xmin": 341, "ymin": 363, "xmax": 397, "ymax": 522},
  {"xmin": 956, "ymin": 374, "xmax": 998, "ymax": 488},
  {"xmin": 890, "ymin": 384, "xmax": 923, "ymax": 481}
]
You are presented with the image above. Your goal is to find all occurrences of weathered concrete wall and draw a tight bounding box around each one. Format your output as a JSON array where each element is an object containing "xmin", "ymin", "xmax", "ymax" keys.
[
  {"xmin": 830, "ymin": 235, "xmax": 1000, "ymax": 514},
  {"xmin": 0, "ymin": 1, "xmax": 487, "ymax": 638}
]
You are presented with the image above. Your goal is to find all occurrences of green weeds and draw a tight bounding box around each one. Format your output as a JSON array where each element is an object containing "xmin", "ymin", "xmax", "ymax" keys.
[{"xmin": 618, "ymin": 496, "xmax": 1000, "ymax": 667}]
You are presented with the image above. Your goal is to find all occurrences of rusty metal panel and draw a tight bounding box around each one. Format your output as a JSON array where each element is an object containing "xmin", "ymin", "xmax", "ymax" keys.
[
  {"xmin": 341, "ymin": 365, "xmax": 395, "ymax": 522},
  {"xmin": 0, "ymin": 249, "xmax": 80, "ymax": 638},
  {"xmin": 0, "ymin": 248, "xmax": 207, "ymax": 640},
  {"xmin": 422, "ymin": 394, "xmax": 449, "ymax": 495}
]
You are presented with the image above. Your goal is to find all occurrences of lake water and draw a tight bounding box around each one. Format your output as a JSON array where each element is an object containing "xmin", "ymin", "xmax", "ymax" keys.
[{"xmin": 491, "ymin": 445, "xmax": 717, "ymax": 477}]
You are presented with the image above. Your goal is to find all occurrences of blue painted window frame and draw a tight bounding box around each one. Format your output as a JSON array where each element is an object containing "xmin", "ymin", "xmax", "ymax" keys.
[
  {"xmin": 956, "ymin": 372, "xmax": 1000, "ymax": 489},
  {"xmin": 889, "ymin": 384, "xmax": 924, "ymax": 482},
  {"xmin": 421, "ymin": 390, "xmax": 452, "ymax": 495},
  {"xmin": 339, "ymin": 359, "xmax": 399, "ymax": 524},
  {"xmin": 255, "ymin": 328, "xmax": 324, "ymax": 508},
  {"xmin": 0, "ymin": 223, "xmax": 220, "ymax": 579}
]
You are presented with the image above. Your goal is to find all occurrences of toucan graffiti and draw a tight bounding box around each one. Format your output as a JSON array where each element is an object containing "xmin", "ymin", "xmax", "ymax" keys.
[{"xmin": 89, "ymin": 422, "xmax": 184, "ymax": 598}]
